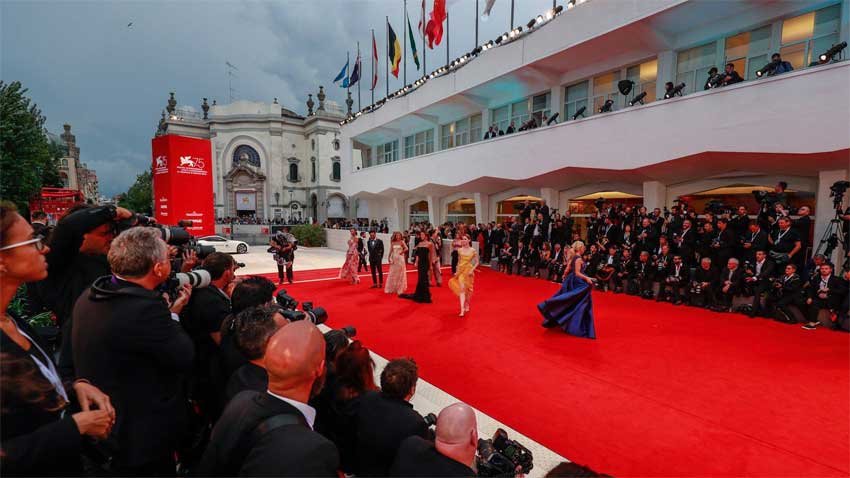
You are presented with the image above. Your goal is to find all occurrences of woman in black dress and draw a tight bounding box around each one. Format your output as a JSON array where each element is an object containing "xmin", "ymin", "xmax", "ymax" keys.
[{"xmin": 400, "ymin": 231, "xmax": 434, "ymax": 303}]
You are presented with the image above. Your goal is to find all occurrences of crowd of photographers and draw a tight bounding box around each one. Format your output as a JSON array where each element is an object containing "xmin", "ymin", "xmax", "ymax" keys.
[
  {"xmin": 1, "ymin": 201, "xmax": 542, "ymax": 477},
  {"xmin": 408, "ymin": 182, "xmax": 850, "ymax": 331}
]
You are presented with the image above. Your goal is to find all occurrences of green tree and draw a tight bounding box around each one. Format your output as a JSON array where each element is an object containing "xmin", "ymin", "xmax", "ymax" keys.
[
  {"xmin": 0, "ymin": 81, "xmax": 61, "ymax": 215},
  {"xmin": 118, "ymin": 169, "xmax": 152, "ymax": 214}
]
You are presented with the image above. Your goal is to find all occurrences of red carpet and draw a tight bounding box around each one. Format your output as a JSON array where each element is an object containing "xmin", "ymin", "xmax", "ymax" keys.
[{"xmin": 258, "ymin": 267, "xmax": 850, "ymax": 477}]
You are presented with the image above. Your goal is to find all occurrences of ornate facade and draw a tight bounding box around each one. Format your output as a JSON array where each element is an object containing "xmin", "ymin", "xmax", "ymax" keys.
[
  {"xmin": 158, "ymin": 89, "xmax": 346, "ymax": 222},
  {"xmin": 49, "ymin": 124, "xmax": 99, "ymax": 202}
]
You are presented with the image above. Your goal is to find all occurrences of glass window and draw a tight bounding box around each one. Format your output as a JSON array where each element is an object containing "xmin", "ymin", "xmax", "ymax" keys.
[
  {"xmin": 676, "ymin": 41, "xmax": 717, "ymax": 95},
  {"xmin": 376, "ymin": 140, "xmax": 398, "ymax": 164},
  {"xmin": 724, "ymin": 25, "xmax": 771, "ymax": 80},
  {"xmin": 625, "ymin": 59, "xmax": 657, "ymax": 104},
  {"xmin": 531, "ymin": 92, "xmax": 551, "ymax": 122},
  {"xmin": 310, "ymin": 159, "xmax": 316, "ymax": 182},
  {"xmin": 288, "ymin": 163, "xmax": 299, "ymax": 182},
  {"xmin": 469, "ymin": 114, "xmax": 482, "ymax": 143},
  {"xmin": 404, "ymin": 135, "xmax": 413, "ymax": 159},
  {"xmin": 592, "ymin": 71, "xmax": 619, "ymax": 113},
  {"xmin": 564, "ymin": 81, "xmax": 588, "ymax": 121},
  {"xmin": 454, "ymin": 118, "xmax": 470, "ymax": 147},
  {"xmin": 332, "ymin": 162, "xmax": 341, "ymax": 181},
  {"xmin": 510, "ymin": 99, "xmax": 529, "ymax": 128},
  {"xmin": 781, "ymin": 5, "xmax": 841, "ymax": 69},
  {"xmin": 491, "ymin": 105, "xmax": 509, "ymax": 133},
  {"xmin": 441, "ymin": 124, "xmax": 454, "ymax": 150}
]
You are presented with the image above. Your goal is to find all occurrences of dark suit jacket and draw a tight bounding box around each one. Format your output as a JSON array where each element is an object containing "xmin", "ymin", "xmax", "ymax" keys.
[
  {"xmin": 808, "ymin": 275, "xmax": 848, "ymax": 310},
  {"xmin": 752, "ymin": 259, "xmax": 777, "ymax": 286},
  {"xmin": 225, "ymin": 362, "xmax": 268, "ymax": 404},
  {"xmin": 389, "ymin": 436, "xmax": 475, "ymax": 477},
  {"xmin": 367, "ymin": 238, "xmax": 384, "ymax": 264},
  {"xmin": 198, "ymin": 391, "xmax": 339, "ymax": 477},
  {"xmin": 355, "ymin": 391, "xmax": 428, "ymax": 477},
  {"xmin": 72, "ymin": 277, "xmax": 194, "ymax": 468},
  {"xmin": 716, "ymin": 267, "xmax": 744, "ymax": 295}
]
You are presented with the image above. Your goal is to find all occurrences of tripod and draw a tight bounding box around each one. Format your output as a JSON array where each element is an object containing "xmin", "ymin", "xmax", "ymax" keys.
[{"xmin": 813, "ymin": 208, "xmax": 848, "ymax": 270}]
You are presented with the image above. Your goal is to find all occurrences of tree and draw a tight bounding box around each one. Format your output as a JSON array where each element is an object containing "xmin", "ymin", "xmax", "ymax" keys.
[
  {"xmin": 0, "ymin": 81, "xmax": 61, "ymax": 215},
  {"xmin": 118, "ymin": 170, "xmax": 152, "ymax": 214}
]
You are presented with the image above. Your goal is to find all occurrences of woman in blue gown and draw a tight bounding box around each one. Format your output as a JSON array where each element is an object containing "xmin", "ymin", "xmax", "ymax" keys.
[{"xmin": 538, "ymin": 241, "xmax": 597, "ymax": 339}]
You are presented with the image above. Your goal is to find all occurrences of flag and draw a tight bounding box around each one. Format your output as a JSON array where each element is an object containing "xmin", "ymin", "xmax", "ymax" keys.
[
  {"xmin": 481, "ymin": 0, "xmax": 497, "ymax": 19},
  {"xmin": 425, "ymin": 0, "xmax": 447, "ymax": 48},
  {"xmin": 388, "ymin": 22, "xmax": 402, "ymax": 78},
  {"xmin": 371, "ymin": 32, "xmax": 378, "ymax": 90},
  {"xmin": 407, "ymin": 16, "xmax": 420, "ymax": 70},
  {"xmin": 418, "ymin": 0, "xmax": 426, "ymax": 36},
  {"xmin": 333, "ymin": 59, "xmax": 349, "ymax": 85},
  {"xmin": 350, "ymin": 53, "xmax": 361, "ymax": 87}
]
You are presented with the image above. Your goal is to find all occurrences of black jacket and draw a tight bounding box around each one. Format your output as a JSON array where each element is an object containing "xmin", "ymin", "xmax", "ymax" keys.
[
  {"xmin": 197, "ymin": 391, "xmax": 339, "ymax": 477},
  {"xmin": 71, "ymin": 276, "xmax": 194, "ymax": 468},
  {"xmin": 225, "ymin": 362, "xmax": 268, "ymax": 405},
  {"xmin": 182, "ymin": 286, "xmax": 230, "ymax": 387},
  {"xmin": 808, "ymin": 275, "xmax": 848, "ymax": 310},
  {"xmin": 1, "ymin": 314, "xmax": 83, "ymax": 476},
  {"xmin": 355, "ymin": 391, "xmax": 428, "ymax": 477},
  {"xmin": 389, "ymin": 436, "xmax": 475, "ymax": 477},
  {"xmin": 367, "ymin": 238, "xmax": 385, "ymax": 264},
  {"xmin": 716, "ymin": 268, "xmax": 744, "ymax": 295}
]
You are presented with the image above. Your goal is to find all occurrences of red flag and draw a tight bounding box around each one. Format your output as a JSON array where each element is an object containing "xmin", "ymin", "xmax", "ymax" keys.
[
  {"xmin": 371, "ymin": 31, "xmax": 378, "ymax": 90},
  {"xmin": 425, "ymin": 0, "xmax": 446, "ymax": 48},
  {"xmin": 418, "ymin": 0, "xmax": 426, "ymax": 36}
]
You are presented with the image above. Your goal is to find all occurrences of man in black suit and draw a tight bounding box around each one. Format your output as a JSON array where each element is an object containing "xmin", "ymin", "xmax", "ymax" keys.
[
  {"xmin": 367, "ymin": 230, "xmax": 385, "ymax": 288},
  {"xmin": 539, "ymin": 199, "xmax": 551, "ymax": 223},
  {"xmin": 600, "ymin": 215, "xmax": 621, "ymax": 246},
  {"xmin": 389, "ymin": 403, "xmax": 478, "ymax": 477},
  {"xmin": 357, "ymin": 231, "xmax": 368, "ymax": 272},
  {"xmin": 765, "ymin": 263, "xmax": 806, "ymax": 323},
  {"xmin": 689, "ymin": 257, "xmax": 719, "ymax": 308},
  {"xmin": 198, "ymin": 321, "xmax": 339, "ymax": 476},
  {"xmin": 715, "ymin": 257, "xmax": 744, "ymax": 312},
  {"xmin": 673, "ymin": 219, "xmax": 697, "ymax": 265},
  {"xmin": 740, "ymin": 220, "xmax": 769, "ymax": 264},
  {"xmin": 72, "ymin": 227, "xmax": 195, "ymax": 474},
  {"xmin": 224, "ymin": 305, "xmax": 288, "ymax": 404},
  {"xmin": 636, "ymin": 217, "xmax": 657, "ymax": 253},
  {"xmin": 356, "ymin": 358, "xmax": 428, "ymax": 476},
  {"xmin": 802, "ymin": 263, "xmax": 848, "ymax": 330},
  {"xmin": 743, "ymin": 250, "xmax": 776, "ymax": 317},
  {"xmin": 661, "ymin": 254, "xmax": 690, "ymax": 305},
  {"xmin": 711, "ymin": 218, "xmax": 736, "ymax": 270}
]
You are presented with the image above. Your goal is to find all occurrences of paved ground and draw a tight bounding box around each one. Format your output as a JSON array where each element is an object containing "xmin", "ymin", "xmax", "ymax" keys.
[{"xmin": 234, "ymin": 245, "xmax": 347, "ymax": 276}]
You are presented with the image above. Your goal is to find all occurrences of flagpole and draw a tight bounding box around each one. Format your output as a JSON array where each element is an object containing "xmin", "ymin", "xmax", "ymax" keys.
[
  {"xmin": 475, "ymin": 0, "xmax": 479, "ymax": 47},
  {"xmin": 510, "ymin": 0, "xmax": 515, "ymax": 30},
  {"xmin": 346, "ymin": 51, "xmax": 350, "ymax": 95},
  {"xmin": 386, "ymin": 16, "xmax": 390, "ymax": 98},
  {"xmin": 446, "ymin": 10, "xmax": 450, "ymax": 66},
  {"xmin": 371, "ymin": 29, "xmax": 375, "ymax": 106},
  {"xmin": 422, "ymin": 3, "xmax": 427, "ymax": 74},
  {"xmin": 357, "ymin": 41, "xmax": 361, "ymax": 111},
  {"xmin": 403, "ymin": 0, "xmax": 408, "ymax": 86}
]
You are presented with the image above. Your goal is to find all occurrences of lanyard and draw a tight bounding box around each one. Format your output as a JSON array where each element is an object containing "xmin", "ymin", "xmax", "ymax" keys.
[
  {"xmin": 16, "ymin": 326, "xmax": 68, "ymax": 402},
  {"xmin": 775, "ymin": 228, "xmax": 789, "ymax": 243}
]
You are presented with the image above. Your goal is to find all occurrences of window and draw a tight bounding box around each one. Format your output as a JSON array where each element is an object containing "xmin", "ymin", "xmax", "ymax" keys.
[
  {"xmin": 531, "ymin": 92, "xmax": 551, "ymax": 122},
  {"xmin": 564, "ymin": 81, "xmax": 588, "ymax": 121},
  {"xmin": 232, "ymin": 144, "xmax": 261, "ymax": 168},
  {"xmin": 446, "ymin": 198, "xmax": 476, "ymax": 225},
  {"xmin": 780, "ymin": 5, "xmax": 841, "ymax": 69},
  {"xmin": 376, "ymin": 140, "xmax": 398, "ymax": 164},
  {"xmin": 469, "ymin": 114, "xmax": 482, "ymax": 143},
  {"xmin": 625, "ymin": 60, "xmax": 657, "ymax": 104},
  {"xmin": 724, "ymin": 25, "xmax": 772, "ymax": 80},
  {"xmin": 288, "ymin": 163, "xmax": 299, "ymax": 182},
  {"xmin": 491, "ymin": 105, "xmax": 509, "ymax": 133},
  {"xmin": 441, "ymin": 124, "xmax": 454, "ymax": 150},
  {"xmin": 332, "ymin": 161, "xmax": 341, "ymax": 181},
  {"xmin": 509, "ymin": 99, "xmax": 529, "ymax": 128},
  {"xmin": 592, "ymin": 71, "xmax": 619, "ymax": 114},
  {"xmin": 310, "ymin": 158, "xmax": 316, "ymax": 182},
  {"xmin": 454, "ymin": 118, "xmax": 470, "ymax": 147},
  {"xmin": 676, "ymin": 42, "xmax": 718, "ymax": 95},
  {"xmin": 404, "ymin": 130, "xmax": 435, "ymax": 158}
]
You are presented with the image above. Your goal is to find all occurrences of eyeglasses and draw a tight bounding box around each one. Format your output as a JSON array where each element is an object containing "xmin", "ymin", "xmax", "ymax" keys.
[{"xmin": 0, "ymin": 235, "xmax": 46, "ymax": 252}]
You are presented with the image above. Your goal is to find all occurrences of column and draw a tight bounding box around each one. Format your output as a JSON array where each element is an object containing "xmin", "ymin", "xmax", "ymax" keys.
[
  {"xmin": 814, "ymin": 169, "xmax": 849, "ymax": 266},
  {"xmin": 426, "ymin": 195, "xmax": 438, "ymax": 226},
  {"xmin": 540, "ymin": 187, "xmax": 558, "ymax": 210},
  {"xmin": 643, "ymin": 181, "xmax": 668, "ymax": 210},
  {"xmin": 656, "ymin": 51, "xmax": 675, "ymax": 97},
  {"xmin": 474, "ymin": 192, "xmax": 489, "ymax": 224},
  {"xmin": 549, "ymin": 86, "xmax": 563, "ymax": 123},
  {"xmin": 389, "ymin": 198, "xmax": 403, "ymax": 232},
  {"xmin": 481, "ymin": 108, "xmax": 491, "ymax": 136}
]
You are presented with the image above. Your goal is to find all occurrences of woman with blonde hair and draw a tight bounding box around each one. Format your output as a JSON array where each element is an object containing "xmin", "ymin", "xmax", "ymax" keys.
[
  {"xmin": 448, "ymin": 235, "xmax": 479, "ymax": 317},
  {"xmin": 384, "ymin": 231, "xmax": 408, "ymax": 295},
  {"xmin": 537, "ymin": 241, "xmax": 596, "ymax": 338}
]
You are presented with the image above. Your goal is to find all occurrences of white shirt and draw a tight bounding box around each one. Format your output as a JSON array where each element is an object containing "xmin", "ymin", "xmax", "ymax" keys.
[{"xmin": 267, "ymin": 391, "xmax": 317, "ymax": 429}]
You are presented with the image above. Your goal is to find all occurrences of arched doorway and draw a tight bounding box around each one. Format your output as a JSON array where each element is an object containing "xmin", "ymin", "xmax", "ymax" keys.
[
  {"xmin": 311, "ymin": 193, "xmax": 318, "ymax": 222},
  {"xmin": 409, "ymin": 200, "xmax": 429, "ymax": 225},
  {"xmin": 496, "ymin": 195, "xmax": 542, "ymax": 222},
  {"xmin": 446, "ymin": 198, "xmax": 476, "ymax": 225}
]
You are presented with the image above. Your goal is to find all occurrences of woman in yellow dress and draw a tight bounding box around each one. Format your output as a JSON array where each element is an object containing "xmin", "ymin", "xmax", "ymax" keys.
[{"xmin": 448, "ymin": 235, "xmax": 479, "ymax": 317}]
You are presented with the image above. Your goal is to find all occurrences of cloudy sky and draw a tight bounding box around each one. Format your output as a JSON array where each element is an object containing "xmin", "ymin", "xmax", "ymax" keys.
[{"xmin": 3, "ymin": 0, "xmax": 556, "ymax": 196}]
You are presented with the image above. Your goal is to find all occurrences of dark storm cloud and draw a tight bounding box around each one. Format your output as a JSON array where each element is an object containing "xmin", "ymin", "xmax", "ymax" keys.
[{"xmin": 2, "ymin": 0, "xmax": 555, "ymax": 196}]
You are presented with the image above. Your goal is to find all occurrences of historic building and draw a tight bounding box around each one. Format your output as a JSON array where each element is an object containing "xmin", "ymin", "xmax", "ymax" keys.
[
  {"xmin": 157, "ymin": 88, "xmax": 348, "ymax": 223},
  {"xmin": 48, "ymin": 124, "xmax": 99, "ymax": 202}
]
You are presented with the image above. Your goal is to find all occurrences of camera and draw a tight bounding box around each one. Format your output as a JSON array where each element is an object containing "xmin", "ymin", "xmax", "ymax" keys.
[
  {"xmin": 476, "ymin": 428, "xmax": 533, "ymax": 477},
  {"xmin": 275, "ymin": 291, "xmax": 328, "ymax": 325},
  {"xmin": 689, "ymin": 281, "xmax": 703, "ymax": 295},
  {"xmin": 830, "ymin": 180, "xmax": 849, "ymax": 208},
  {"xmin": 705, "ymin": 199, "xmax": 730, "ymax": 216},
  {"xmin": 114, "ymin": 213, "xmax": 215, "ymax": 260},
  {"xmin": 160, "ymin": 269, "xmax": 211, "ymax": 300},
  {"xmin": 422, "ymin": 412, "xmax": 437, "ymax": 428}
]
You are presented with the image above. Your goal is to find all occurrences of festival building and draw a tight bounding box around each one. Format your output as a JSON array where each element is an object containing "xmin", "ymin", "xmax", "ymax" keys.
[{"xmin": 340, "ymin": 0, "xmax": 849, "ymax": 258}]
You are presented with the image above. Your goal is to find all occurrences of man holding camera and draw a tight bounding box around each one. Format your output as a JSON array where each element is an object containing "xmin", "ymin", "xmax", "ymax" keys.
[
  {"xmin": 802, "ymin": 263, "xmax": 848, "ymax": 330},
  {"xmin": 270, "ymin": 227, "xmax": 297, "ymax": 284},
  {"xmin": 356, "ymin": 358, "xmax": 429, "ymax": 476},
  {"xmin": 744, "ymin": 250, "xmax": 776, "ymax": 317},
  {"xmin": 71, "ymin": 227, "xmax": 195, "ymax": 474},
  {"xmin": 768, "ymin": 217, "xmax": 801, "ymax": 266},
  {"xmin": 689, "ymin": 257, "xmax": 718, "ymax": 308},
  {"xmin": 390, "ymin": 403, "xmax": 478, "ymax": 477},
  {"xmin": 661, "ymin": 254, "xmax": 689, "ymax": 305},
  {"xmin": 764, "ymin": 263, "xmax": 806, "ymax": 323}
]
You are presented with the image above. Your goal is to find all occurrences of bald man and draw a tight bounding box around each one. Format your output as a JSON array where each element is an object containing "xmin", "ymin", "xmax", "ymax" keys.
[
  {"xmin": 389, "ymin": 403, "xmax": 478, "ymax": 477},
  {"xmin": 197, "ymin": 321, "xmax": 339, "ymax": 477}
]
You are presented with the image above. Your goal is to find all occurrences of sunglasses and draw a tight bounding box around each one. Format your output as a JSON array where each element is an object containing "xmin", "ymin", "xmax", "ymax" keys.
[{"xmin": 0, "ymin": 234, "xmax": 46, "ymax": 252}]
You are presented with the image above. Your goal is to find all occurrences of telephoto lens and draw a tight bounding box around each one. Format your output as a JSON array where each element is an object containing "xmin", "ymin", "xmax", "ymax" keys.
[
  {"xmin": 175, "ymin": 269, "xmax": 211, "ymax": 288},
  {"xmin": 423, "ymin": 413, "xmax": 437, "ymax": 427}
]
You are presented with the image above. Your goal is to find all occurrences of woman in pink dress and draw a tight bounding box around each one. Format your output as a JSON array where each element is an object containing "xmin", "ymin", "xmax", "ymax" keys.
[
  {"xmin": 384, "ymin": 231, "xmax": 408, "ymax": 295},
  {"xmin": 339, "ymin": 228, "xmax": 361, "ymax": 284}
]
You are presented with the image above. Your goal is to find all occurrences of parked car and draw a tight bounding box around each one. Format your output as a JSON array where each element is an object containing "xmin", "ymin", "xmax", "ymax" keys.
[{"xmin": 197, "ymin": 235, "xmax": 249, "ymax": 254}]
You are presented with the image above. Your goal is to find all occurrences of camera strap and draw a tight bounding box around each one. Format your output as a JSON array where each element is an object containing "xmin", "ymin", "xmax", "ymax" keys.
[{"xmin": 230, "ymin": 411, "xmax": 307, "ymax": 473}]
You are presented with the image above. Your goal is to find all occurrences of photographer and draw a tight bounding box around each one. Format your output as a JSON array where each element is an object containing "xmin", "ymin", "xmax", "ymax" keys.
[
  {"xmin": 764, "ymin": 264, "xmax": 806, "ymax": 324},
  {"xmin": 356, "ymin": 358, "xmax": 429, "ymax": 477},
  {"xmin": 390, "ymin": 403, "xmax": 478, "ymax": 477},
  {"xmin": 661, "ymin": 255, "xmax": 689, "ymax": 305},
  {"xmin": 765, "ymin": 53, "xmax": 794, "ymax": 77},
  {"xmin": 768, "ymin": 217, "xmax": 801, "ymax": 266},
  {"xmin": 182, "ymin": 252, "xmax": 237, "ymax": 418},
  {"xmin": 673, "ymin": 219, "xmax": 697, "ymax": 265},
  {"xmin": 689, "ymin": 257, "xmax": 719, "ymax": 308},
  {"xmin": 71, "ymin": 227, "xmax": 194, "ymax": 474},
  {"xmin": 712, "ymin": 218, "xmax": 736, "ymax": 271},
  {"xmin": 740, "ymin": 220, "xmax": 768, "ymax": 264},
  {"xmin": 270, "ymin": 226, "xmax": 297, "ymax": 284},
  {"xmin": 224, "ymin": 305, "xmax": 288, "ymax": 403},
  {"xmin": 744, "ymin": 250, "xmax": 777, "ymax": 317},
  {"xmin": 802, "ymin": 263, "xmax": 848, "ymax": 330},
  {"xmin": 627, "ymin": 251, "xmax": 653, "ymax": 297},
  {"xmin": 218, "ymin": 276, "xmax": 278, "ymax": 383}
]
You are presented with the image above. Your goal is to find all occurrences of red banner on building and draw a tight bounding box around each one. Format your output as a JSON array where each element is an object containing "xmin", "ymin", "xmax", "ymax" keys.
[{"xmin": 151, "ymin": 134, "xmax": 215, "ymax": 237}]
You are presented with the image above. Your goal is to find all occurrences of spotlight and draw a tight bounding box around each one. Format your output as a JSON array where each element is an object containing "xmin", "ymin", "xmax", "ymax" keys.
[
  {"xmin": 755, "ymin": 63, "xmax": 772, "ymax": 77},
  {"xmin": 567, "ymin": 0, "xmax": 576, "ymax": 9},
  {"xmin": 598, "ymin": 99, "xmax": 614, "ymax": 113},
  {"xmin": 554, "ymin": 5, "xmax": 564, "ymax": 14},
  {"xmin": 546, "ymin": 9, "xmax": 556, "ymax": 20},
  {"xmin": 572, "ymin": 106, "xmax": 586, "ymax": 120},
  {"xmin": 664, "ymin": 83, "xmax": 685, "ymax": 99},
  {"xmin": 617, "ymin": 79, "xmax": 634, "ymax": 96},
  {"xmin": 819, "ymin": 41, "xmax": 847, "ymax": 62},
  {"xmin": 629, "ymin": 91, "xmax": 647, "ymax": 106},
  {"xmin": 509, "ymin": 29, "xmax": 517, "ymax": 38},
  {"xmin": 527, "ymin": 18, "xmax": 537, "ymax": 29}
]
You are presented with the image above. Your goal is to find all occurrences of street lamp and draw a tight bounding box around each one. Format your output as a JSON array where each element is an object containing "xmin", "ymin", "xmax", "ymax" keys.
[{"xmin": 274, "ymin": 191, "xmax": 280, "ymax": 205}]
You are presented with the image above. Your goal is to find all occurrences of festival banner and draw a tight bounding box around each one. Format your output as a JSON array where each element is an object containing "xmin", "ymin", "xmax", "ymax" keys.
[{"xmin": 151, "ymin": 134, "xmax": 215, "ymax": 236}]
